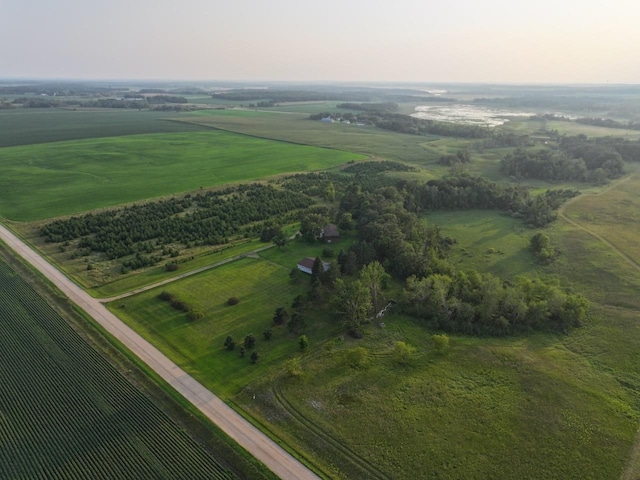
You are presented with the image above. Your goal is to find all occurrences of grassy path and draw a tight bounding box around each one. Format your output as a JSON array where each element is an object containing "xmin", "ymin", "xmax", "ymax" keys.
[
  {"xmin": 557, "ymin": 174, "xmax": 640, "ymax": 480},
  {"xmin": 558, "ymin": 174, "xmax": 640, "ymax": 272}
]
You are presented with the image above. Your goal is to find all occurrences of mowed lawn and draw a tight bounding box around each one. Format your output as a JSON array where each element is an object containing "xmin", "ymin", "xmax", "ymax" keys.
[
  {"xmin": 110, "ymin": 257, "xmax": 313, "ymax": 398},
  {"xmin": 0, "ymin": 130, "xmax": 364, "ymax": 221}
]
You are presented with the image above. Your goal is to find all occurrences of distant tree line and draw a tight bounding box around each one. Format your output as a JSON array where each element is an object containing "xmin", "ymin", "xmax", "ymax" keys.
[
  {"xmin": 335, "ymin": 102, "xmax": 398, "ymax": 113},
  {"xmin": 212, "ymin": 90, "xmax": 376, "ymax": 103},
  {"xmin": 575, "ymin": 117, "xmax": 640, "ymax": 130},
  {"xmin": 500, "ymin": 134, "xmax": 640, "ymax": 182},
  {"xmin": 145, "ymin": 95, "xmax": 188, "ymax": 104},
  {"xmin": 11, "ymin": 96, "xmax": 187, "ymax": 109},
  {"xmin": 342, "ymin": 160, "xmax": 418, "ymax": 175}
]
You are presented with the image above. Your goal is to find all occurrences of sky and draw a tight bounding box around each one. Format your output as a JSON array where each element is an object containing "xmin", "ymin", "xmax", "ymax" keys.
[{"xmin": 2, "ymin": 0, "xmax": 639, "ymax": 84}]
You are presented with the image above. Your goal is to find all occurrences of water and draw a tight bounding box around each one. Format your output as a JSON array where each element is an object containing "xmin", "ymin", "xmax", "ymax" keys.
[{"xmin": 411, "ymin": 104, "xmax": 534, "ymax": 127}]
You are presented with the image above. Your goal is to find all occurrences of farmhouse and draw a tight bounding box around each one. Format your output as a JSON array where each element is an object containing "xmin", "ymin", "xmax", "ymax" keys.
[
  {"xmin": 319, "ymin": 224, "xmax": 340, "ymax": 243},
  {"xmin": 297, "ymin": 257, "xmax": 330, "ymax": 275}
]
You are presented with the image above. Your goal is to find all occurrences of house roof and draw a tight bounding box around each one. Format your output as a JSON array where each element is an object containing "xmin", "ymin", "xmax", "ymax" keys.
[
  {"xmin": 297, "ymin": 257, "xmax": 330, "ymax": 270},
  {"xmin": 297, "ymin": 257, "xmax": 318, "ymax": 270},
  {"xmin": 322, "ymin": 224, "xmax": 339, "ymax": 238}
]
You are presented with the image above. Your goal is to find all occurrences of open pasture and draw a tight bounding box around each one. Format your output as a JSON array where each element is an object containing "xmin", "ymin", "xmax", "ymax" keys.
[
  {"xmin": 424, "ymin": 210, "xmax": 537, "ymax": 279},
  {"xmin": 179, "ymin": 109, "xmax": 443, "ymax": 165},
  {"xmin": 0, "ymin": 260, "xmax": 237, "ymax": 480},
  {"xmin": 0, "ymin": 108, "xmax": 208, "ymax": 147},
  {"xmin": 241, "ymin": 312, "xmax": 637, "ymax": 480},
  {"xmin": 563, "ymin": 174, "xmax": 640, "ymax": 270},
  {"xmin": 0, "ymin": 130, "xmax": 362, "ymax": 221}
]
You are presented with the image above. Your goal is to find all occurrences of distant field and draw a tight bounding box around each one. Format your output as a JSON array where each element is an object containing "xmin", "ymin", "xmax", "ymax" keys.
[
  {"xmin": 259, "ymin": 101, "xmax": 359, "ymax": 114},
  {"xmin": 0, "ymin": 108, "xmax": 208, "ymax": 147},
  {"xmin": 503, "ymin": 117, "xmax": 640, "ymax": 139},
  {"xmin": 0, "ymin": 130, "xmax": 363, "ymax": 221},
  {"xmin": 545, "ymin": 120, "xmax": 640, "ymax": 138},
  {"xmin": 0, "ymin": 260, "xmax": 236, "ymax": 480},
  {"xmin": 178, "ymin": 109, "xmax": 443, "ymax": 165}
]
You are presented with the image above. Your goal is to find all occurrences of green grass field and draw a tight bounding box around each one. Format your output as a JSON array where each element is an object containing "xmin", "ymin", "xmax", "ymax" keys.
[
  {"xmin": 424, "ymin": 210, "xmax": 538, "ymax": 278},
  {"xmin": 563, "ymin": 173, "xmax": 640, "ymax": 266},
  {"xmin": 245, "ymin": 316, "xmax": 636, "ymax": 480},
  {"xmin": 177, "ymin": 109, "xmax": 443, "ymax": 165},
  {"xmin": 0, "ymin": 130, "xmax": 363, "ymax": 221},
  {"xmin": 0, "ymin": 260, "xmax": 238, "ymax": 480},
  {"xmin": 0, "ymin": 108, "xmax": 209, "ymax": 147},
  {"xmin": 109, "ymin": 257, "xmax": 333, "ymax": 398},
  {"xmin": 85, "ymin": 239, "xmax": 266, "ymax": 298}
]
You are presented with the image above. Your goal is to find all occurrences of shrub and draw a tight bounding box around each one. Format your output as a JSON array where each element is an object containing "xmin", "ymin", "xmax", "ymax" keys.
[
  {"xmin": 244, "ymin": 334, "xmax": 256, "ymax": 349},
  {"xmin": 431, "ymin": 334, "xmax": 450, "ymax": 355},
  {"xmin": 348, "ymin": 328, "xmax": 364, "ymax": 339},
  {"xmin": 286, "ymin": 357, "xmax": 303, "ymax": 377},
  {"xmin": 273, "ymin": 306, "xmax": 289, "ymax": 326},
  {"xmin": 224, "ymin": 335, "xmax": 236, "ymax": 351},
  {"xmin": 346, "ymin": 347, "xmax": 369, "ymax": 368},
  {"xmin": 159, "ymin": 291, "xmax": 174, "ymax": 302},
  {"xmin": 299, "ymin": 334, "xmax": 309, "ymax": 351},
  {"xmin": 171, "ymin": 299, "xmax": 190, "ymax": 312},
  {"xmin": 263, "ymin": 329, "xmax": 273, "ymax": 340},
  {"xmin": 165, "ymin": 262, "xmax": 179, "ymax": 272},
  {"xmin": 187, "ymin": 309, "xmax": 204, "ymax": 321},
  {"xmin": 250, "ymin": 351, "xmax": 260, "ymax": 364},
  {"xmin": 227, "ymin": 297, "xmax": 239, "ymax": 306}
]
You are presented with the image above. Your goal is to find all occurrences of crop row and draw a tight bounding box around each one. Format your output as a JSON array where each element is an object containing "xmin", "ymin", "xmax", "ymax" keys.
[{"xmin": 0, "ymin": 261, "xmax": 234, "ymax": 480}]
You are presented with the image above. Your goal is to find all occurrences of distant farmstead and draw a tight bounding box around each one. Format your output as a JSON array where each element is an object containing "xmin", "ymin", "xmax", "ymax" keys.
[
  {"xmin": 297, "ymin": 257, "xmax": 330, "ymax": 275},
  {"xmin": 320, "ymin": 224, "xmax": 340, "ymax": 243}
]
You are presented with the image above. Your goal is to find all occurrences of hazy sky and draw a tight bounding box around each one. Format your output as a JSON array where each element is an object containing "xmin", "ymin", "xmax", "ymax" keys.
[{"xmin": 2, "ymin": 0, "xmax": 639, "ymax": 83}]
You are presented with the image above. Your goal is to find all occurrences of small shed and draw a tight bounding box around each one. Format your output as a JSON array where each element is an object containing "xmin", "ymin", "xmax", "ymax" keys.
[
  {"xmin": 320, "ymin": 224, "xmax": 340, "ymax": 243},
  {"xmin": 297, "ymin": 257, "xmax": 330, "ymax": 275}
]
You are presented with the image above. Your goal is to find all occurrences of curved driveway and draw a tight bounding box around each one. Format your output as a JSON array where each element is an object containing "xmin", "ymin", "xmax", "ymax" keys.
[{"xmin": 0, "ymin": 224, "xmax": 320, "ymax": 480}]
